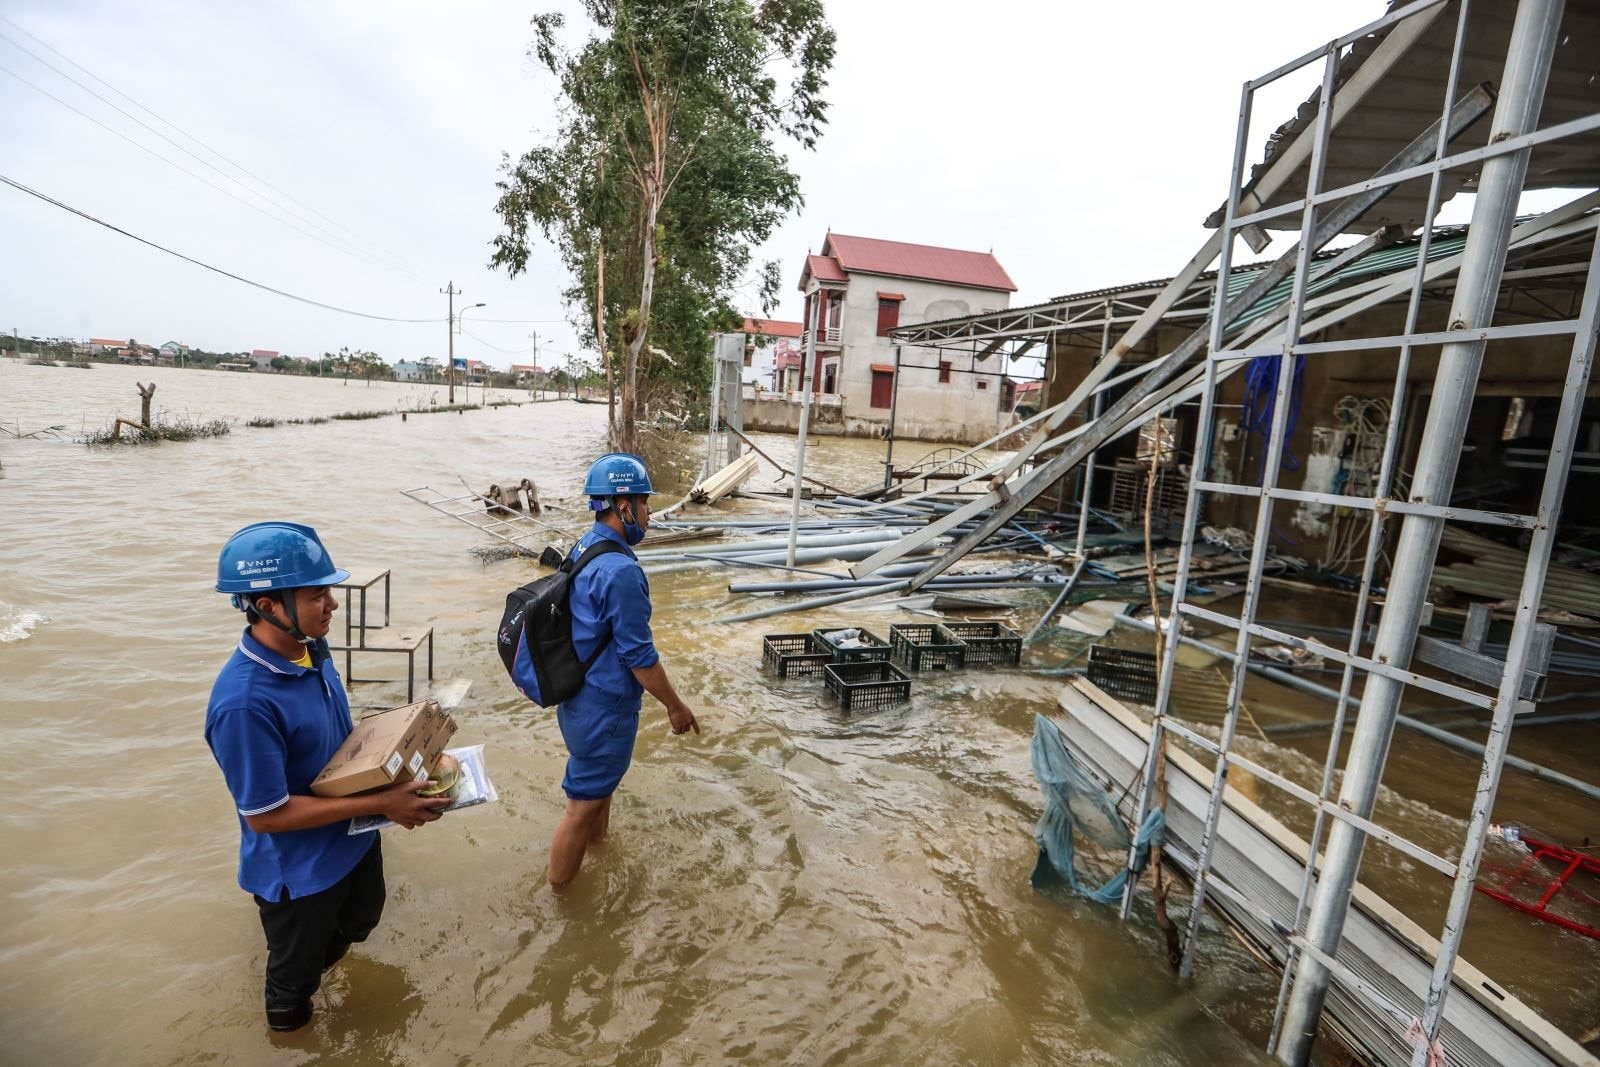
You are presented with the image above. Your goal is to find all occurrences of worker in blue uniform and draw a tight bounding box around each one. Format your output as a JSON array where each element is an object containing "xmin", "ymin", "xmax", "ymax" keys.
[
  {"xmin": 549, "ymin": 453, "xmax": 699, "ymax": 886},
  {"xmin": 205, "ymin": 521, "xmax": 449, "ymax": 1032}
]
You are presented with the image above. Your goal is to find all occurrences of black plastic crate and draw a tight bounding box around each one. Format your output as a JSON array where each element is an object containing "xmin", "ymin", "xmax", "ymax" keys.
[
  {"xmin": 1086, "ymin": 645, "xmax": 1159, "ymax": 704},
  {"xmin": 888, "ymin": 623, "xmax": 967, "ymax": 671},
  {"xmin": 824, "ymin": 660, "xmax": 912, "ymax": 712},
  {"xmin": 943, "ymin": 621, "xmax": 1023, "ymax": 667},
  {"xmin": 812, "ymin": 626, "xmax": 891, "ymax": 664},
  {"xmin": 761, "ymin": 633, "xmax": 833, "ymax": 678}
]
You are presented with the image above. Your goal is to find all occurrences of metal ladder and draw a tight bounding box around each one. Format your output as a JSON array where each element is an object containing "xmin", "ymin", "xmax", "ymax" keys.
[{"xmin": 1116, "ymin": 2, "xmax": 1600, "ymax": 1064}]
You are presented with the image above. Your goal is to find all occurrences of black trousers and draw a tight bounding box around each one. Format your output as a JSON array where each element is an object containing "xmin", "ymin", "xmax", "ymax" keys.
[{"xmin": 254, "ymin": 836, "xmax": 385, "ymax": 1030}]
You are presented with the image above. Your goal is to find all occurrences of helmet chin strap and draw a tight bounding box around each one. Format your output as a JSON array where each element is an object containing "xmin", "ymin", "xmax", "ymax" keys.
[{"xmin": 248, "ymin": 592, "xmax": 311, "ymax": 644}]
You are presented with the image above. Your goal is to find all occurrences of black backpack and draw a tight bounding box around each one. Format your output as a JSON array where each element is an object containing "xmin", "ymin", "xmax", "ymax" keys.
[{"xmin": 496, "ymin": 539, "xmax": 625, "ymax": 707}]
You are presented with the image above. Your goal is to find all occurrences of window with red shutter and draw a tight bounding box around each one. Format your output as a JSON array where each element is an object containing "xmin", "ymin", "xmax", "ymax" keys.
[
  {"xmin": 876, "ymin": 297, "xmax": 901, "ymax": 336},
  {"xmin": 938, "ymin": 361, "xmax": 952, "ymax": 384}
]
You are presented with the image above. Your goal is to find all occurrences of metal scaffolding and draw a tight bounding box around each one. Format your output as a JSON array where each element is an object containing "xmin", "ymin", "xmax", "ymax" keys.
[{"xmin": 1103, "ymin": 2, "xmax": 1600, "ymax": 1065}]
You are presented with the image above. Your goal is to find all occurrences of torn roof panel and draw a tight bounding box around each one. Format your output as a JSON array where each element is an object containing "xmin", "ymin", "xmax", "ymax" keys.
[{"xmin": 1208, "ymin": 0, "xmax": 1600, "ymax": 234}]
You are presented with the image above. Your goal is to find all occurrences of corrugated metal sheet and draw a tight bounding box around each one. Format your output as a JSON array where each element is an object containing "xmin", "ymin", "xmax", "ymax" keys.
[{"xmin": 1220, "ymin": 233, "xmax": 1472, "ymax": 332}]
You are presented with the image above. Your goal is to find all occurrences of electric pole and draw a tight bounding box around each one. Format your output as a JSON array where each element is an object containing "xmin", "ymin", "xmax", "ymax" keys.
[
  {"xmin": 530, "ymin": 331, "xmax": 540, "ymax": 398},
  {"xmin": 441, "ymin": 281, "xmax": 459, "ymax": 404}
]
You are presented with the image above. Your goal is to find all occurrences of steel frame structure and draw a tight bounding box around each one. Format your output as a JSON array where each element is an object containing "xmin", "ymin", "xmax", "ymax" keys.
[{"xmin": 1111, "ymin": 2, "xmax": 1600, "ymax": 1066}]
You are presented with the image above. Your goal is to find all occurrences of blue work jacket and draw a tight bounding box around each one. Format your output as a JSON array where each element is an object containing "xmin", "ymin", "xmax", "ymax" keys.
[
  {"xmin": 568, "ymin": 522, "xmax": 661, "ymax": 711},
  {"xmin": 205, "ymin": 629, "xmax": 373, "ymax": 901}
]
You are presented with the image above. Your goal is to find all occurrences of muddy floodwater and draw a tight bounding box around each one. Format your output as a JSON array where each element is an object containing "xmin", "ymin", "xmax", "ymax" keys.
[{"xmin": 1, "ymin": 360, "xmax": 1594, "ymax": 1065}]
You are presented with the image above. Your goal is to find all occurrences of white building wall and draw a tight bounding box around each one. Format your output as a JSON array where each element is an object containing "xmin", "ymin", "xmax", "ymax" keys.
[
  {"xmin": 742, "ymin": 335, "xmax": 779, "ymax": 386},
  {"xmin": 829, "ymin": 273, "xmax": 1010, "ymax": 442}
]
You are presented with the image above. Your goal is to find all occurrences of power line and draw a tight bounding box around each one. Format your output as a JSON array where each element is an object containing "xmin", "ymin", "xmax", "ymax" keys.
[
  {"xmin": 472, "ymin": 317, "xmax": 570, "ymax": 324},
  {"xmin": 459, "ymin": 325, "xmax": 535, "ymax": 354},
  {"xmin": 0, "ymin": 29, "xmax": 385, "ymax": 270},
  {"xmin": 1, "ymin": 172, "xmax": 443, "ymax": 324},
  {"xmin": 0, "ymin": 14, "xmax": 425, "ymax": 276},
  {"xmin": 0, "ymin": 63, "xmax": 403, "ymax": 277}
]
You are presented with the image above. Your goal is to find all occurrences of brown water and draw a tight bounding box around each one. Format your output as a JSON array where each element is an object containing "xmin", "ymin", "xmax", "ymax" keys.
[{"xmin": 0, "ymin": 360, "xmax": 1591, "ymax": 1065}]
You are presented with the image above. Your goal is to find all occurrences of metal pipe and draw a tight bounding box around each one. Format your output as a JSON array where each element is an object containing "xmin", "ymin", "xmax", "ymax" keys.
[
  {"xmin": 1027, "ymin": 561, "xmax": 1082, "ymax": 644},
  {"xmin": 1272, "ymin": 4, "xmax": 1540, "ymax": 1023},
  {"xmin": 883, "ymin": 345, "xmax": 902, "ymax": 490},
  {"xmin": 716, "ymin": 579, "xmax": 914, "ymax": 624},
  {"xmin": 1110, "ymin": 613, "xmax": 1600, "ymax": 804},
  {"xmin": 646, "ymin": 540, "xmax": 933, "ymax": 576},
  {"xmin": 786, "ymin": 288, "xmax": 823, "ymax": 566},
  {"xmin": 729, "ymin": 572, "xmax": 1060, "ymax": 594},
  {"xmin": 1279, "ymin": 7, "xmax": 1564, "ymax": 1060},
  {"xmin": 706, "ymin": 342, "xmax": 722, "ymax": 479},
  {"xmin": 637, "ymin": 527, "xmax": 914, "ymax": 558}
]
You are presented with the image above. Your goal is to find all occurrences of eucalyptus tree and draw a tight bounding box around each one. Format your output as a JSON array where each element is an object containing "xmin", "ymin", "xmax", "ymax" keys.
[{"xmin": 490, "ymin": 0, "xmax": 834, "ymax": 452}]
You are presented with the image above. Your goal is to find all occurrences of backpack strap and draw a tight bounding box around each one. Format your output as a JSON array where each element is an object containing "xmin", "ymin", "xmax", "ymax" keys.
[
  {"xmin": 560, "ymin": 537, "xmax": 626, "ymax": 576},
  {"xmin": 561, "ymin": 537, "xmax": 628, "ymax": 673}
]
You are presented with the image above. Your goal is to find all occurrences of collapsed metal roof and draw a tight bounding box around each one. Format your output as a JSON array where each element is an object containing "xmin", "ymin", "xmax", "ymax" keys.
[
  {"xmin": 886, "ymin": 220, "xmax": 1594, "ymax": 355},
  {"xmin": 1206, "ymin": 0, "xmax": 1600, "ymax": 234}
]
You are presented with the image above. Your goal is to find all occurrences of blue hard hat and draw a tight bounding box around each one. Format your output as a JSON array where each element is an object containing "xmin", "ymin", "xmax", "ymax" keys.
[
  {"xmin": 215, "ymin": 521, "xmax": 351, "ymax": 594},
  {"xmin": 583, "ymin": 452, "xmax": 653, "ymax": 499}
]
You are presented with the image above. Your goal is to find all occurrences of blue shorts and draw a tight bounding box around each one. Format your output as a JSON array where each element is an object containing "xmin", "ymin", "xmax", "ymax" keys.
[{"xmin": 556, "ymin": 694, "xmax": 640, "ymax": 800}]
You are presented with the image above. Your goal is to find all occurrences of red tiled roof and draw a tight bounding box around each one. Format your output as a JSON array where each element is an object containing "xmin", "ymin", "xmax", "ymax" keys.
[
  {"xmin": 800, "ymin": 253, "xmax": 848, "ymax": 289},
  {"xmin": 89, "ymin": 338, "xmax": 126, "ymax": 346},
  {"xmin": 825, "ymin": 233, "xmax": 1016, "ymax": 292},
  {"xmin": 775, "ymin": 351, "xmax": 803, "ymax": 369},
  {"xmin": 742, "ymin": 317, "xmax": 804, "ymax": 338}
]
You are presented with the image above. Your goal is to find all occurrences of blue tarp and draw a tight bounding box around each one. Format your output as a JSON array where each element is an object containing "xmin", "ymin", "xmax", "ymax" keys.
[{"xmin": 1030, "ymin": 714, "xmax": 1164, "ymax": 905}]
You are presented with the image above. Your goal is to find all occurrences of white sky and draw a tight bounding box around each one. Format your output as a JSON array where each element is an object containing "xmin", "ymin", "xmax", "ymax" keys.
[{"xmin": 0, "ymin": 0, "xmax": 1387, "ymax": 370}]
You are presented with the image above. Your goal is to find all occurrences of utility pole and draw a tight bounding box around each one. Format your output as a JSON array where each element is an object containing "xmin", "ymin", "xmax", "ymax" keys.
[
  {"xmin": 530, "ymin": 331, "xmax": 540, "ymax": 398},
  {"xmin": 441, "ymin": 281, "xmax": 459, "ymax": 404}
]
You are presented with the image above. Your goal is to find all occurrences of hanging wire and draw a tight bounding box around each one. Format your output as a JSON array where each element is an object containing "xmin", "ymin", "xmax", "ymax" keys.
[{"xmin": 1, "ymin": 172, "xmax": 444, "ymax": 324}]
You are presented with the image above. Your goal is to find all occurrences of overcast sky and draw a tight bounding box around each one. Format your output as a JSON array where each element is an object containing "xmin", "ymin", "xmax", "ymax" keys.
[{"xmin": 1, "ymin": 0, "xmax": 1385, "ymax": 370}]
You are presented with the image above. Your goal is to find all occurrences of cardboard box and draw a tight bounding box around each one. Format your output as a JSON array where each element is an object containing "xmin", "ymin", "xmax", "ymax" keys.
[{"xmin": 311, "ymin": 699, "xmax": 459, "ymax": 797}]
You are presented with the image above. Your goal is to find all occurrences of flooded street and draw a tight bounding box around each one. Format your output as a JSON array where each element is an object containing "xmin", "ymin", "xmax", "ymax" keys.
[{"xmin": 1, "ymin": 361, "xmax": 1592, "ymax": 1065}]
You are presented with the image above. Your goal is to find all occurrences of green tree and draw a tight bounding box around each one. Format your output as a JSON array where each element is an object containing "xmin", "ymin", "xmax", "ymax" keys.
[{"xmin": 490, "ymin": 0, "xmax": 834, "ymax": 452}]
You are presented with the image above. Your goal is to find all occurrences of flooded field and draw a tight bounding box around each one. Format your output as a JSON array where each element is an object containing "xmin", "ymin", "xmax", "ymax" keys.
[{"xmin": 1, "ymin": 360, "xmax": 1593, "ymax": 1065}]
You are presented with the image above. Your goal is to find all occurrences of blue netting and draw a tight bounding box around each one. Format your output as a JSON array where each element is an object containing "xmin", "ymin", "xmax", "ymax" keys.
[
  {"xmin": 1030, "ymin": 714, "xmax": 1165, "ymax": 905},
  {"xmin": 1241, "ymin": 353, "xmax": 1305, "ymax": 478}
]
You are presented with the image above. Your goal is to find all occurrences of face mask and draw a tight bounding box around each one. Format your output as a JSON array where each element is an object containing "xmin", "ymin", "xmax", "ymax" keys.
[{"xmin": 620, "ymin": 502, "xmax": 647, "ymax": 546}]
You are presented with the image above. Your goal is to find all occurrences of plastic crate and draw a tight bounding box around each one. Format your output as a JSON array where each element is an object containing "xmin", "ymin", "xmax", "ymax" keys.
[
  {"xmin": 943, "ymin": 621, "xmax": 1023, "ymax": 667},
  {"xmin": 824, "ymin": 660, "xmax": 912, "ymax": 712},
  {"xmin": 888, "ymin": 623, "xmax": 967, "ymax": 671},
  {"xmin": 812, "ymin": 626, "xmax": 891, "ymax": 664},
  {"xmin": 761, "ymin": 633, "xmax": 833, "ymax": 678},
  {"xmin": 1086, "ymin": 645, "xmax": 1159, "ymax": 704}
]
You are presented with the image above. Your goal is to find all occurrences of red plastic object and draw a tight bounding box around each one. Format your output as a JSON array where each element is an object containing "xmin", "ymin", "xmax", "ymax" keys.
[{"xmin": 1475, "ymin": 833, "xmax": 1600, "ymax": 941}]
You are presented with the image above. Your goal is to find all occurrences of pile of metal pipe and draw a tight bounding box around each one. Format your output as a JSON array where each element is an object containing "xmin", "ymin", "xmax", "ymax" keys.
[{"xmin": 638, "ymin": 527, "xmax": 951, "ymax": 577}]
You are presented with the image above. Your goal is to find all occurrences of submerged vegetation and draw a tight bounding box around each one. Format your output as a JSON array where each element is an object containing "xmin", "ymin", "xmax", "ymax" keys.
[
  {"xmin": 82, "ymin": 415, "xmax": 232, "ymax": 446},
  {"xmin": 70, "ymin": 394, "xmax": 529, "ymax": 446}
]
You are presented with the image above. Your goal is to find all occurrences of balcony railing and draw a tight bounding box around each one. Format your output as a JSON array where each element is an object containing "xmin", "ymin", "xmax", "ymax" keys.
[{"xmin": 800, "ymin": 325, "xmax": 842, "ymax": 347}]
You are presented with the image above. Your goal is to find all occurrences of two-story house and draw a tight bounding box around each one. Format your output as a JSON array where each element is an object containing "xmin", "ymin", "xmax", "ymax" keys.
[
  {"xmin": 740, "ymin": 317, "xmax": 804, "ymax": 388},
  {"xmin": 794, "ymin": 233, "xmax": 1016, "ymax": 443}
]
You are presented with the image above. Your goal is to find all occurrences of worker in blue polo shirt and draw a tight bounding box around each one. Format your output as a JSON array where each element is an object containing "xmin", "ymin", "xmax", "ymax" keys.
[
  {"xmin": 549, "ymin": 453, "xmax": 699, "ymax": 886},
  {"xmin": 205, "ymin": 521, "xmax": 449, "ymax": 1032}
]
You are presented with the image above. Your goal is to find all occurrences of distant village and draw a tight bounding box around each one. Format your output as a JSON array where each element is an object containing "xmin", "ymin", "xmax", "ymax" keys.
[{"xmin": 9, "ymin": 232, "xmax": 1047, "ymax": 444}]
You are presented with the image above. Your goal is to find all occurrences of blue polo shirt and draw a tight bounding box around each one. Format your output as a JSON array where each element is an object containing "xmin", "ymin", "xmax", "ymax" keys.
[
  {"xmin": 205, "ymin": 629, "xmax": 373, "ymax": 901},
  {"xmin": 569, "ymin": 522, "xmax": 661, "ymax": 710}
]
